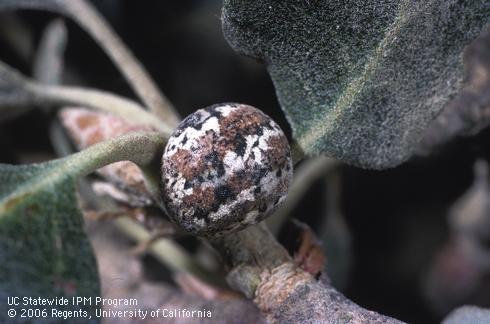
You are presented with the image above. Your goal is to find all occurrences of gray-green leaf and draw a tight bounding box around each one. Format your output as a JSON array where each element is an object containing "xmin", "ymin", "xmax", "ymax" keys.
[
  {"xmin": 0, "ymin": 162, "xmax": 100, "ymax": 323},
  {"xmin": 222, "ymin": 0, "xmax": 490, "ymax": 169},
  {"xmin": 0, "ymin": 131, "xmax": 166, "ymax": 323}
]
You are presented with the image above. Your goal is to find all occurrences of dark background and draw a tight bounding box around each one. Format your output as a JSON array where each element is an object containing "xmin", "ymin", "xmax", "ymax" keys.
[{"xmin": 1, "ymin": 1, "xmax": 489, "ymax": 323}]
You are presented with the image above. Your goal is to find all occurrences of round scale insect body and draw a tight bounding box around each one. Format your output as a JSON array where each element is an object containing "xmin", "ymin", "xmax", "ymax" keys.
[{"xmin": 161, "ymin": 103, "xmax": 292, "ymax": 236}]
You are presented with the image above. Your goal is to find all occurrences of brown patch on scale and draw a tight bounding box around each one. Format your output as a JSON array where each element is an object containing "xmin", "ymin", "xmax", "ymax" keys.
[
  {"xmin": 195, "ymin": 130, "xmax": 217, "ymax": 158},
  {"xmin": 266, "ymin": 135, "xmax": 290, "ymax": 168},
  {"xmin": 169, "ymin": 148, "xmax": 207, "ymax": 180},
  {"xmin": 219, "ymin": 105, "xmax": 269, "ymax": 137},
  {"xmin": 227, "ymin": 171, "xmax": 253, "ymax": 195},
  {"xmin": 182, "ymin": 187, "xmax": 215, "ymax": 211}
]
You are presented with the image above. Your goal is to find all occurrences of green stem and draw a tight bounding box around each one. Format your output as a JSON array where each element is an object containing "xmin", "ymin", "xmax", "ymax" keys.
[{"xmin": 114, "ymin": 217, "xmax": 214, "ymax": 282}]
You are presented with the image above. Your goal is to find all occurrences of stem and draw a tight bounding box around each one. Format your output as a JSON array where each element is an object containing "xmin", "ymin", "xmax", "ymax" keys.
[
  {"xmin": 66, "ymin": 0, "xmax": 180, "ymax": 126},
  {"xmin": 209, "ymin": 223, "xmax": 403, "ymax": 323},
  {"xmin": 268, "ymin": 156, "xmax": 339, "ymax": 234},
  {"xmin": 33, "ymin": 19, "xmax": 67, "ymax": 85},
  {"xmin": 0, "ymin": 0, "xmax": 180, "ymax": 126},
  {"xmin": 209, "ymin": 223, "xmax": 290, "ymax": 297},
  {"xmin": 36, "ymin": 84, "xmax": 173, "ymax": 133},
  {"xmin": 0, "ymin": 60, "xmax": 171, "ymax": 133},
  {"xmin": 290, "ymin": 140, "xmax": 305, "ymax": 165},
  {"xmin": 72, "ymin": 131, "xmax": 168, "ymax": 178},
  {"xmin": 114, "ymin": 217, "xmax": 213, "ymax": 282}
]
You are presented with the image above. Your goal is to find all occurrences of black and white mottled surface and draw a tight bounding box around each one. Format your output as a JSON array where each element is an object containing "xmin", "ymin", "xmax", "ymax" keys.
[{"xmin": 161, "ymin": 103, "xmax": 292, "ymax": 236}]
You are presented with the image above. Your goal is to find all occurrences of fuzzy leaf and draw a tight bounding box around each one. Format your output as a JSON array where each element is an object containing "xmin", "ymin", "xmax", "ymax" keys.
[
  {"xmin": 0, "ymin": 131, "xmax": 166, "ymax": 322},
  {"xmin": 0, "ymin": 162, "xmax": 100, "ymax": 322},
  {"xmin": 222, "ymin": 0, "xmax": 490, "ymax": 168}
]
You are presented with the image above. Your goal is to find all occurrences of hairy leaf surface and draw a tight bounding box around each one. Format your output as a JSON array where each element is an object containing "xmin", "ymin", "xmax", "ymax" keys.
[
  {"xmin": 0, "ymin": 161, "xmax": 100, "ymax": 322},
  {"xmin": 222, "ymin": 0, "xmax": 490, "ymax": 168},
  {"xmin": 0, "ymin": 132, "xmax": 166, "ymax": 322}
]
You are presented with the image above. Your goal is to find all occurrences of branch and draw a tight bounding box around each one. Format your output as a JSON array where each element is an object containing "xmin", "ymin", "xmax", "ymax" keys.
[
  {"xmin": 0, "ymin": 60, "xmax": 171, "ymax": 133},
  {"xmin": 33, "ymin": 18, "xmax": 67, "ymax": 85},
  {"xmin": 267, "ymin": 156, "xmax": 339, "ymax": 234},
  {"xmin": 210, "ymin": 223, "xmax": 404, "ymax": 323},
  {"xmin": 113, "ymin": 217, "xmax": 214, "ymax": 284},
  {"xmin": 89, "ymin": 218, "xmax": 265, "ymax": 324},
  {"xmin": 0, "ymin": 0, "xmax": 180, "ymax": 126}
]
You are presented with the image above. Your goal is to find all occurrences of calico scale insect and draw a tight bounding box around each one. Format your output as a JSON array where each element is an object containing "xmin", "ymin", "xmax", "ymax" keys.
[{"xmin": 161, "ymin": 103, "xmax": 292, "ymax": 236}]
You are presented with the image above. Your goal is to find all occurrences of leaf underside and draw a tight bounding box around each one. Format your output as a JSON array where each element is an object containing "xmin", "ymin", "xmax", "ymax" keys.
[
  {"xmin": 222, "ymin": 0, "xmax": 490, "ymax": 169},
  {"xmin": 0, "ymin": 162, "xmax": 100, "ymax": 323}
]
